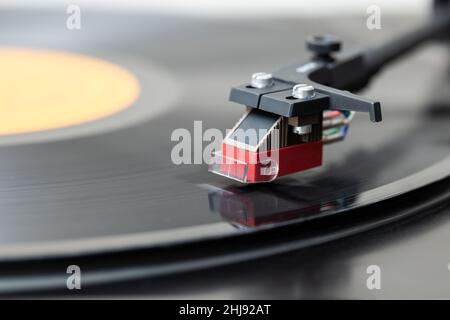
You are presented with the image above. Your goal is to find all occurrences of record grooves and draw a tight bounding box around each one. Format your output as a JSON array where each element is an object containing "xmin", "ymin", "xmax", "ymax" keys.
[{"xmin": 0, "ymin": 172, "xmax": 448, "ymax": 294}]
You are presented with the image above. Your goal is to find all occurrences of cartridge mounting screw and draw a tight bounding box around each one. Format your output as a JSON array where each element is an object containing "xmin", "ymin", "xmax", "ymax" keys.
[
  {"xmin": 292, "ymin": 84, "xmax": 315, "ymax": 99},
  {"xmin": 250, "ymin": 72, "xmax": 274, "ymax": 89}
]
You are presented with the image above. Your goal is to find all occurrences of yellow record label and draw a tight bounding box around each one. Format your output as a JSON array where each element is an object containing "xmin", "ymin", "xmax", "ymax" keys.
[{"xmin": 0, "ymin": 48, "xmax": 140, "ymax": 135}]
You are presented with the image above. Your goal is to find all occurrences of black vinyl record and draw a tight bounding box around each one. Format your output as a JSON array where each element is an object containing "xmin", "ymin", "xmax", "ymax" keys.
[{"xmin": 0, "ymin": 9, "xmax": 448, "ymax": 293}]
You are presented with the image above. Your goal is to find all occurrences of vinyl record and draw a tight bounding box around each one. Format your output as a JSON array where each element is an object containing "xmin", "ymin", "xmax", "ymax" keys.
[{"xmin": 0, "ymin": 9, "xmax": 448, "ymax": 292}]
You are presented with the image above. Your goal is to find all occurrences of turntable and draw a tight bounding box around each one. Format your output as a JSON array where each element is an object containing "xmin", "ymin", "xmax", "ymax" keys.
[{"xmin": 0, "ymin": 2, "xmax": 448, "ymax": 299}]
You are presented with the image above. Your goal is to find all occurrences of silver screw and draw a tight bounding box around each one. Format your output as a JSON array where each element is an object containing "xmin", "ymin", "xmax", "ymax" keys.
[
  {"xmin": 292, "ymin": 84, "xmax": 315, "ymax": 99},
  {"xmin": 250, "ymin": 72, "xmax": 274, "ymax": 89},
  {"xmin": 292, "ymin": 125, "xmax": 312, "ymax": 135}
]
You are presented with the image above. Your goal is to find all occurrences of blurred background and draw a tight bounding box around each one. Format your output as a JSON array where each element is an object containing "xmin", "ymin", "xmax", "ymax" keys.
[{"xmin": 0, "ymin": 0, "xmax": 432, "ymax": 17}]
